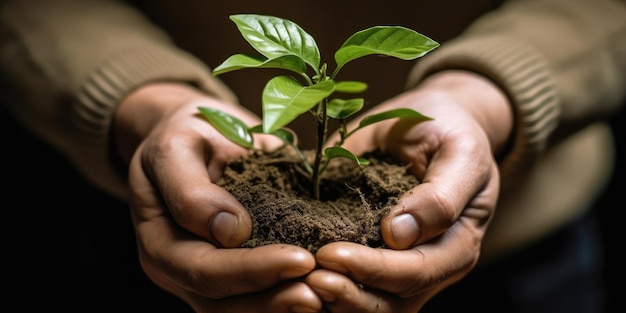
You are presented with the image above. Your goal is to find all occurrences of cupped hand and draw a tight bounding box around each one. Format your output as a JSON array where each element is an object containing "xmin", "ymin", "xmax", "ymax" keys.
[
  {"xmin": 115, "ymin": 82, "xmax": 283, "ymax": 247},
  {"xmin": 128, "ymin": 171, "xmax": 320, "ymax": 312},
  {"xmin": 117, "ymin": 83, "xmax": 321, "ymax": 312},
  {"xmin": 311, "ymin": 70, "xmax": 512, "ymax": 312}
]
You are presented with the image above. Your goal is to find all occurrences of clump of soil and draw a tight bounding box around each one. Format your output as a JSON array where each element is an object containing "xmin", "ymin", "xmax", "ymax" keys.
[{"xmin": 217, "ymin": 148, "xmax": 419, "ymax": 253}]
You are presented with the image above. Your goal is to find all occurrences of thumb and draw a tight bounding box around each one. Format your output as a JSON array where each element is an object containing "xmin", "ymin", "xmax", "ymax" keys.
[
  {"xmin": 129, "ymin": 143, "xmax": 253, "ymax": 248},
  {"xmin": 161, "ymin": 182, "xmax": 252, "ymax": 248},
  {"xmin": 202, "ymin": 185, "xmax": 253, "ymax": 247}
]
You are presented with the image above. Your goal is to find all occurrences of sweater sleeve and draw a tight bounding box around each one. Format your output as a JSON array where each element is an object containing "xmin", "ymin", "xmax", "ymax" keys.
[
  {"xmin": 407, "ymin": 0, "xmax": 626, "ymax": 182},
  {"xmin": 0, "ymin": 0, "xmax": 237, "ymax": 199}
]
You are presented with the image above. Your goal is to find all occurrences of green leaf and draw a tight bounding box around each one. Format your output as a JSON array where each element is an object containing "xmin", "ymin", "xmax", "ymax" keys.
[
  {"xmin": 327, "ymin": 98, "xmax": 364, "ymax": 119},
  {"xmin": 213, "ymin": 54, "xmax": 307, "ymax": 76},
  {"xmin": 334, "ymin": 81, "xmax": 368, "ymax": 93},
  {"xmin": 333, "ymin": 26, "xmax": 439, "ymax": 76},
  {"xmin": 359, "ymin": 108, "xmax": 433, "ymax": 127},
  {"xmin": 230, "ymin": 14, "xmax": 321, "ymax": 72},
  {"xmin": 249, "ymin": 125, "xmax": 296, "ymax": 145},
  {"xmin": 350, "ymin": 108, "xmax": 433, "ymax": 135},
  {"xmin": 324, "ymin": 146, "xmax": 370, "ymax": 165},
  {"xmin": 197, "ymin": 107, "xmax": 253, "ymax": 148},
  {"xmin": 270, "ymin": 128, "xmax": 297, "ymax": 145},
  {"xmin": 262, "ymin": 76, "xmax": 335, "ymax": 133}
]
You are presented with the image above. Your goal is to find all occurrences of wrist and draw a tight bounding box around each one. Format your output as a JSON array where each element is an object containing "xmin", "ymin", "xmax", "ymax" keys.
[
  {"xmin": 418, "ymin": 70, "xmax": 513, "ymax": 157},
  {"xmin": 113, "ymin": 82, "xmax": 207, "ymax": 166}
]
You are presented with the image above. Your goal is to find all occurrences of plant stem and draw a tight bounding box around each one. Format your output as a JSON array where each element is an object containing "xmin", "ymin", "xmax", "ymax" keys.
[{"xmin": 311, "ymin": 100, "xmax": 329, "ymax": 200}]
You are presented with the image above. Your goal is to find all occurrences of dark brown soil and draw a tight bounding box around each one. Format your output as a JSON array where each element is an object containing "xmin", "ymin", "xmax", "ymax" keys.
[{"xmin": 217, "ymin": 148, "xmax": 419, "ymax": 253}]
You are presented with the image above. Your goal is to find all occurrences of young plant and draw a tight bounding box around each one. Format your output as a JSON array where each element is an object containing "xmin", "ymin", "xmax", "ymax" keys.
[{"xmin": 198, "ymin": 14, "xmax": 439, "ymax": 200}]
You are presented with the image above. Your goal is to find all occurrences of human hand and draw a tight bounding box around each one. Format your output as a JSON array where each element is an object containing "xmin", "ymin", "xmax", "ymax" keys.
[
  {"xmin": 310, "ymin": 70, "xmax": 512, "ymax": 312},
  {"xmin": 116, "ymin": 83, "xmax": 322, "ymax": 312}
]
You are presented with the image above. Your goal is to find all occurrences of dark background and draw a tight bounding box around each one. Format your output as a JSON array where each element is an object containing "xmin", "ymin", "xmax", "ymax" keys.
[{"xmin": 597, "ymin": 105, "xmax": 625, "ymax": 312}]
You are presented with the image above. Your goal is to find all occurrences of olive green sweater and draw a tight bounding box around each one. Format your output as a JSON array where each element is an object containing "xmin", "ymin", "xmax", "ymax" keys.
[{"xmin": 1, "ymin": 0, "xmax": 625, "ymax": 260}]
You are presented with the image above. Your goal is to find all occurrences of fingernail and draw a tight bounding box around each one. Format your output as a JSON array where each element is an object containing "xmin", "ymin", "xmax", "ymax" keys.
[
  {"xmin": 210, "ymin": 212, "xmax": 238, "ymax": 247},
  {"xmin": 391, "ymin": 214, "xmax": 420, "ymax": 248},
  {"xmin": 311, "ymin": 287, "xmax": 336, "ymax": 302}
]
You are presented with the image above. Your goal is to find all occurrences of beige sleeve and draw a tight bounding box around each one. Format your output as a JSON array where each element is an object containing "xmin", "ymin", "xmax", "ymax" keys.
[
  {"xmin": 0, "ymin": 0, "xmax": 237, "ymax": 198},
  {"xmin": 407, "ymin": 0, "xmax": 626, "ymax": 182}
]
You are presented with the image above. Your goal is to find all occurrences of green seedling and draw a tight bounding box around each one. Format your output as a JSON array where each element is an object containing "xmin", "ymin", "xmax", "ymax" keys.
[{"xmin": 198, "ymin": 14, "xmax": 439, "ymax": 200}]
